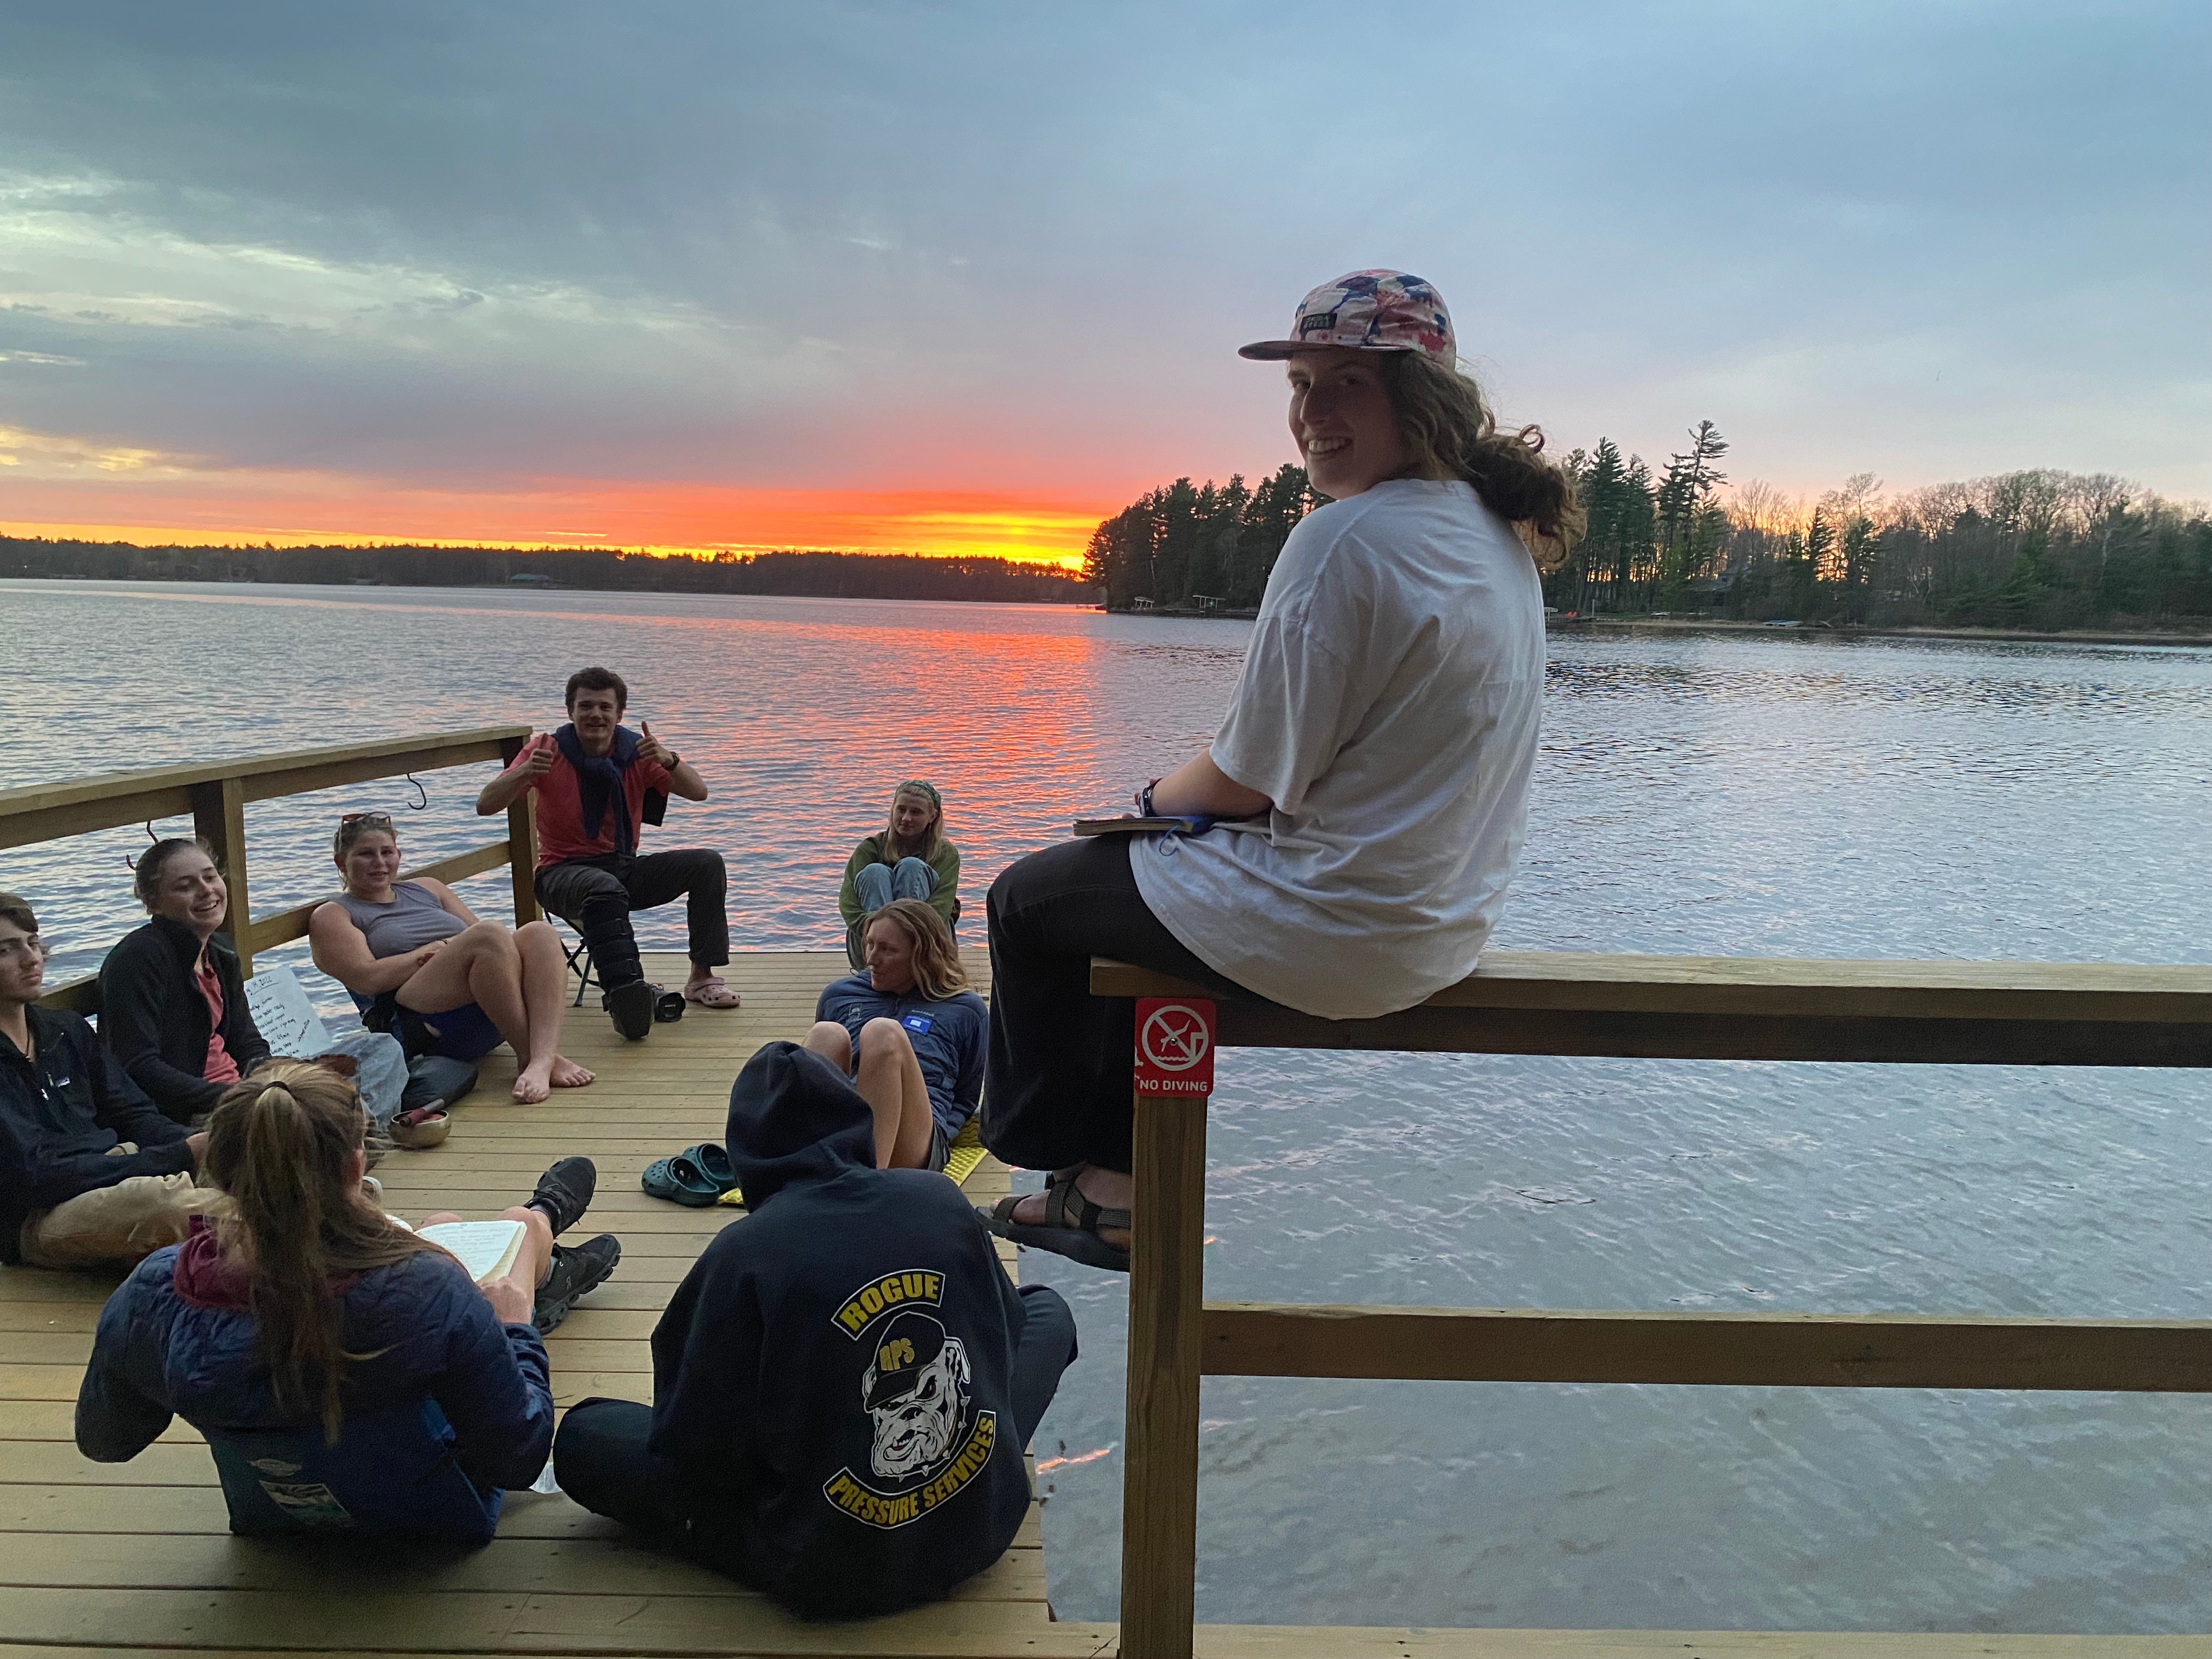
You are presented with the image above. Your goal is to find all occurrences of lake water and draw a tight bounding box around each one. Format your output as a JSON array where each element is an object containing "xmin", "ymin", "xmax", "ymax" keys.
[{"xmin": 4, "ymin": 578, "xmax": 2209, "ymax": 1633}]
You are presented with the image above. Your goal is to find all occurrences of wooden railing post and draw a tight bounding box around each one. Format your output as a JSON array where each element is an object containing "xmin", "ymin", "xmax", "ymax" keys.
[
  {"xmin": 499, "ymin": 733, "xmax": 540, "ymax": 925},
  {"xmin": 191, "ymin": 776, "xmax": 252, "ymax": 978},
  {"xmin": 1120, "ymin": 1089, "xmax": 1207, "ymax": 1658}
]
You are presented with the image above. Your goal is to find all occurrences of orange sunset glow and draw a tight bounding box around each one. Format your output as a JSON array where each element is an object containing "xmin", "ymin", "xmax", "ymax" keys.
[{"xmin": 0, "ymin": 479, "xmax": 1114, "ymax": 568}]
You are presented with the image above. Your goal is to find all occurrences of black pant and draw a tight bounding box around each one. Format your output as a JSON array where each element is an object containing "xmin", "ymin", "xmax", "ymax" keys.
[
  {"xmin": 534, "ymin": 849, "xmax": 729, "ymax": 991},
  {"xmin": 554, "ymin": 1283, "xmax": 1078, "ymax": 1579},
  {"xmin": 981, "ymin": 836, "xmax": 1243, "ymax": 1176}
]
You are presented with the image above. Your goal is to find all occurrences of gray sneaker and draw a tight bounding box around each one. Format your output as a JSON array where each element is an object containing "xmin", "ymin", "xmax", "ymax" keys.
[{"xmin": 533, "ymin": 1234, "xmax": 620, "ymax": 1331}]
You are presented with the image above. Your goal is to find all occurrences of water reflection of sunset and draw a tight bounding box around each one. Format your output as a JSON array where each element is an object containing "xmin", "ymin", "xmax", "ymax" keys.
[
  {"xmin": 0, "ymin": 483, "xmax": 1114, "ymax": 568},
  {"xmin": 0, "ymin": 585, "xmax": 1255, "ymax": 982}
]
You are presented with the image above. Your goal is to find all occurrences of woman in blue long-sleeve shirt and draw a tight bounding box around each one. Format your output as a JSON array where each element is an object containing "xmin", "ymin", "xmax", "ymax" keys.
[{"xmin": 75, "ymin": 1060, "xmax": 616, "ymax": 1541}]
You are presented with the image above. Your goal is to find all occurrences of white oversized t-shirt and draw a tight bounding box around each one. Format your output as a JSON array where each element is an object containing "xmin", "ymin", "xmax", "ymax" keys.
[{"xmin": 1130, "ymin": 478, "xmax": 1544, "ymax": 1019}]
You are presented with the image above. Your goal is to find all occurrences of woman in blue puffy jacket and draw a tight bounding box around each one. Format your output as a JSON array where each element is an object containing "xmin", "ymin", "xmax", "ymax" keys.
[{"xmin": 74, "ymin": 1060, "xmax": 615, "ymax": 1541}]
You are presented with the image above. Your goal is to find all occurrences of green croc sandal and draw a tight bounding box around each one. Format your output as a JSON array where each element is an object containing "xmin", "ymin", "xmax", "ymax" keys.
[
  {"xmin": 641, "ymin": 1154, "xmax": 721, "ymax": 1207},
  {"xmin": 676, "ymin": 1142, "xmax": 739, "ymax": 1195}
]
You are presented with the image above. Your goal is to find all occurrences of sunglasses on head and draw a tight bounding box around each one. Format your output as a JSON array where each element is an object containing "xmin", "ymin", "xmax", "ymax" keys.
[{"xmin": 336, "ymin": 811, "xmax": 397, "ymax": 847}]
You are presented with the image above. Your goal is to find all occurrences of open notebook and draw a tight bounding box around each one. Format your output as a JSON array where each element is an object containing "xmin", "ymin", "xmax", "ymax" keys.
[{"xmin": 388, "ymin": 1217, "xmax": 527, "ymax": 1285}]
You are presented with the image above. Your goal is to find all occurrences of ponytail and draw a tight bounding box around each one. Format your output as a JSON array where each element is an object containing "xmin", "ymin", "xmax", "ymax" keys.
[
  {"xmin": 1379, "ymin": 351, "xmax": 1584, "ymax": 571},
  {"xmin": 201, "ymin": 1063, "xmax": 434, "ymax": 1441}
]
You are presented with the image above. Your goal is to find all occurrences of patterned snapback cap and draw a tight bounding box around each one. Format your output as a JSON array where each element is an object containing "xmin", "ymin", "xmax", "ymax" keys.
[{"xmin": 1239, "ymin": 269, "xmax": 1455, "ymax": 363}]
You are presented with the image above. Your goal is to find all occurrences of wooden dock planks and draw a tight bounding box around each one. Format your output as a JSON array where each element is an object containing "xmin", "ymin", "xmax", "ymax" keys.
[
  {"xmin": 4, "ymin": 948, "xmax": 2202, "ymax": 1658},
  {"xmin": 0, "ymin": 950, "xmax": 1104, "ymax": 1659}
]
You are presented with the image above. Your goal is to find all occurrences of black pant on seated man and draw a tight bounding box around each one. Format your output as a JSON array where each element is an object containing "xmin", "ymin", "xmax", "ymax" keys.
[
  {"xmin": 476, "ymin": 667, "xmax": 739, "ymax": 1035},
  {"xmin": 535, "ymin": 849, "xmax": 729, "ymax": 993},
  {"xmin": 555, "ymin": 1040, "xmax": 1078, "ymax": 1618},
  {"xmin": 559, "ymin": 1284, "xmax": 1075, "ymax": 1611}
]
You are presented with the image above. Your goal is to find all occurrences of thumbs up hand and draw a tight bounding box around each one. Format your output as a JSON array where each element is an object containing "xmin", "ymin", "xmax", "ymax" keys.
[
  {"xmin": 635, "ymin": 720, "xmax": 673, "ymax": 767},
  {"xmin": 518, "ymin": 730, "xmax": 556, "ymax": 778}
]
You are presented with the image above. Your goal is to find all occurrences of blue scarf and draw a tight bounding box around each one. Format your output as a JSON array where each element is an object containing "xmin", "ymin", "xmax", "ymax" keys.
[{"xmin": 554, "ymin": 723, "xmax": 641, "ymax": 857}]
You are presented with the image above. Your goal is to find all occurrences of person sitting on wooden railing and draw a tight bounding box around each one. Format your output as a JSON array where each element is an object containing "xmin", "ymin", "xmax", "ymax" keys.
[
  {"xmin": 979, "ymin": 269, "xmax": 1576, "ymax": 1271},
  {"xmin": 554, "ymin": 1040, "xmax": 1076, "ymax": 1617},
  {"xmin": 309, "ymin": 813, "xmax": 594, "ymax": 1106},
  {"xmin": 1, "ymin": 890, "xmax": 224, "ymax": 1270},
  {"xmin": 476, "ymin": 665, "xmax": 737, "ymax": 1039},
  {"xmin": 75, "ymin": 1062, "xmax": 619, "ymax": 1541},
  {"xmin": 98, "ymin": 837, "xmax": 410, "ymax": 1132},
  {"xmin": 805, "ymin": 899, "xmax": 986, "ymax": 1170},
  {"xmin": 837, "ymin": 780, "xmax": 961, "ymax": 968}
]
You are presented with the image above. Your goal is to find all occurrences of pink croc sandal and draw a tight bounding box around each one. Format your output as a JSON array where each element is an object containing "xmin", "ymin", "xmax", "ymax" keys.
[{"xmin": 684, "ymin": 978, "xmax": 741, "ymax": 1010}]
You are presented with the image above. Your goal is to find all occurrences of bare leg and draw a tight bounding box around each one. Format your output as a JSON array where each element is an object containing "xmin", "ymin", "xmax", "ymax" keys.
[
  {"xmin": 506, "ymin": 1204, "xmax": 556, "ymax": 1288},
  {"xmin": 516, "ymin": 922, "xmax": 592, "ymax": 1090},
  {"xmin": 397, "ymin": 924, "xmax": 545, "ymax": 1101},
  {"xmin": 803, "ymin": 1020, "xmax": 856, "ymax": 1075},
  {"xmin": 855, "ymin": 1018, "xmax": 936, "ymax": 1170},
  {"xmin": 479, "ymin": 1205, "xmax": 555, "ymax": 1326}
]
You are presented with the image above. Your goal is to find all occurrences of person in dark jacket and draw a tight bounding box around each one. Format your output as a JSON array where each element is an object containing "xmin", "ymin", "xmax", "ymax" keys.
[
  {"xmin": 75, "ymin": 1061, "xmax": 619, "ymax": 1541},
  {"xmin": 0, "ymin": 890, "xmax": 222, "ymax": 1269},
  {"xmin": 100, "ymin": 837, "xmax": 407, "ymax": 1129},
  {"xmin": 806, "ymin": 899, "xmax": 986, "ymax": 1171},
  {"xmin": 553, "ymin": 1040, "xmax": 1077, "ymax": 1618},
  {"xmin": 98, "ymin": 839, "xmax": 273, "ymax": 1123}
]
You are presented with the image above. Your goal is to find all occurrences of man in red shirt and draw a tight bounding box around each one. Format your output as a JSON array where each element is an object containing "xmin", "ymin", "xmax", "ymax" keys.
[{"xmin": 478, "ymin": 667, "xmax": 737, "ymax": 1039}]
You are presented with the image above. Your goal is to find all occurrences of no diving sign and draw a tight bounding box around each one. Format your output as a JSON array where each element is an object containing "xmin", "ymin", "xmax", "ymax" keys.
[{"xmin": 1133, "ymin": 996, "xmax": 1216, "ymax": 1097}]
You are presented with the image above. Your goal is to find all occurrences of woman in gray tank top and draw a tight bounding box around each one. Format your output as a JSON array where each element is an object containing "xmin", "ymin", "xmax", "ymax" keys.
[{"xmin": 308, "ymin": 813, "xmax": 594, "ymax": 1105}]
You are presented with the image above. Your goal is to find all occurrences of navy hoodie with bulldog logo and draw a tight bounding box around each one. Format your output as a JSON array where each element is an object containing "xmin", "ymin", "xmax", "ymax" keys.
[{"xmin": 647, "ymin": 1041, "xmax": 1031, "ymax": 1616}]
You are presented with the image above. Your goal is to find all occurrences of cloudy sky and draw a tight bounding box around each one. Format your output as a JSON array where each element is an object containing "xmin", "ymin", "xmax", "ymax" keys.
[{"xmin": 1, "ymin": 1, "xmax": 2204, "ymax": 562}]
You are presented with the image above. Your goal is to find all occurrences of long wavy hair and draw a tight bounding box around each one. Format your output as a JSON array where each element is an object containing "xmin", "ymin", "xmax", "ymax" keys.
[
  {"xmin": 881, "ymin": 784, "xmax": 945, "ymax": 865},
  {"xmin": 1378, "ymin": 351, "xmax": 1584, "ymax": 571},
  {"xmin": 200, "ymin": 1062, "xmax": 440, "ymax": 1441},
  {"xmin": 865, "ymin": 899, "xmax": 968, "ymax": 1000}
]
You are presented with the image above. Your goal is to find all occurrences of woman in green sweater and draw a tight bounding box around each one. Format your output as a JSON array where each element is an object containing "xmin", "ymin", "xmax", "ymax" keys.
[{"xmin": 838, "ymin": 782, "xmax": 960, "ymax": 968}]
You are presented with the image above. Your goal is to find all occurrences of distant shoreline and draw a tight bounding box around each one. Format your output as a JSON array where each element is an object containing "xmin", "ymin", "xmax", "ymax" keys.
[
  {"xmin": 1553, "ymin": 616, "xmax": 2212, "ymax": 647},
  {"xmin": 0, "ymin": 539, "xmax": 1100, "ymax": 606},
  {"xmin": 1102, "ymin": 605, "xmax": 2212, "ymax": 645}
]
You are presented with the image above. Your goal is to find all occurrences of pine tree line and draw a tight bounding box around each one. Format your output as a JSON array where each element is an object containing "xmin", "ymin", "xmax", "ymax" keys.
[
  {"xmin": 1083, "ymin": 465, "xmax": 1314, "ymax": 611},
  {"xmin": 1087, "ymin": 425, "xmax": 2212, "ymax": 629},
  {"xmin": 1554, "ymin": 428, "xmax": 2211, "ymax": 628}
]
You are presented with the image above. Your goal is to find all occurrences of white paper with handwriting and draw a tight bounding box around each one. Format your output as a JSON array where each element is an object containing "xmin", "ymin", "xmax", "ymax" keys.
[{"xmin": 242, "ymin": 965, "xmax": 335, "ymax": 1058}]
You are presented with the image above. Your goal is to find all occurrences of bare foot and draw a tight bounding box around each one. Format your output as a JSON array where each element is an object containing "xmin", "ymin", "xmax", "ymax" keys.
[
  {"xmin": 549, "ymin": 1056, "xmax": 595, "ymax": 1088},
  {"xmin": 512, "ymin": 1062, "xmax": 552, "ymax": 1104}
]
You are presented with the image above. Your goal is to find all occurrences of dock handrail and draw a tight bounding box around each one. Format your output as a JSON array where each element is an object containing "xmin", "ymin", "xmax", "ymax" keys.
[
  {"xmin": 0, "ymin": 727, "xmax": 538, "ymax": 1011},
  {"xmin": 1095, "ymin": 954, "xmax": 2212, "ymax": 1658}
]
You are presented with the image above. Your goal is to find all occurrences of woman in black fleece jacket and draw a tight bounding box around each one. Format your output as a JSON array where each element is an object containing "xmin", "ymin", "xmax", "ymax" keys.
[{"xmin": 98, "ymin": 839, "xmax": 270, "ymax": 1125}]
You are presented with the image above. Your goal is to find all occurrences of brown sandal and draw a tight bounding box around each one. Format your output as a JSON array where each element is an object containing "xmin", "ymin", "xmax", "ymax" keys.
[{"xmin": 980, "ymin": 1180, "xmax": 1130, "ymax": 1273}]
